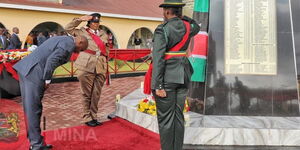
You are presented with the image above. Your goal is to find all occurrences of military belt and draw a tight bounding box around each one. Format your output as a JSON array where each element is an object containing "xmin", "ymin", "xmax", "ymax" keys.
[
  {"xmin": 164, "ymin": 52, "xmax": 187, "ymax": 60},
  {"xmin": 84, "ymin": 49, "xmax": 103, "ymax": 56}
]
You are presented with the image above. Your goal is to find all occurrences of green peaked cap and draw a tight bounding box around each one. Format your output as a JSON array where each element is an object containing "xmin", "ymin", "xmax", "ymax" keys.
[{"xmin": 159, "ymin": 0, "xmax": 185, "ymax": 8}]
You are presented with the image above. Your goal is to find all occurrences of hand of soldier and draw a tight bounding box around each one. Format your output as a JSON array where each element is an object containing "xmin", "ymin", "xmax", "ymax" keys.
[
  {"xmin": 156, "ymin": 89, "xmax": 167, "ymax": 98},
  {"xmin": 80, "ymin": 15, "xmax": 93, "ymax": 21}
]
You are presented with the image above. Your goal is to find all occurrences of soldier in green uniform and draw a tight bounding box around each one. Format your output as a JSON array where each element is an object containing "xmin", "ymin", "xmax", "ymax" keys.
[{"xmin": 151, "ymin": 0, "xmax": 200, "ymax": 150}]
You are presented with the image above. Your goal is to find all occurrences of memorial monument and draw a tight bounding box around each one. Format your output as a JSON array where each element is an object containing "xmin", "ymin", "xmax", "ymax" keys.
[
  {"xmin": 206, "ymin": 0, "xmax": 299, "ymax": 116},
  {"xmin": 190, "ymin": 0, "xmax": 300, "ymax": 146},
  {"xmin": 116, "ymin": 0, "xmax": 300, "ymax": 146}
]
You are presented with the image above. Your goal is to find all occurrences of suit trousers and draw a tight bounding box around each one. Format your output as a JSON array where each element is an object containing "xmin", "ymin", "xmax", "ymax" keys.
[
  {"xmin": 153, "ymin": 83, "xmax": 188, "ymax": 150},
  {"xmin": 77, "ymin": 70, "xmax": 106, "ymax": 122},
  {"xmin": 19, "ymin": 73, "xmax": 45, "ymax": 149}
]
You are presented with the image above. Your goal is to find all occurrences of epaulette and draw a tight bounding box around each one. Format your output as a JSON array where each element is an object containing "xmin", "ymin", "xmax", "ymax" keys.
[
  {"xmin": 156, "ymin": 24, "xmax": 164, "ymax": 30},
  {"xmin": 155, "ymin": 22, "xmax": 168, "ymax": 43},
  {"xmin": 158, "ymin": 21, "xmax": 168, "ymax": 28}
]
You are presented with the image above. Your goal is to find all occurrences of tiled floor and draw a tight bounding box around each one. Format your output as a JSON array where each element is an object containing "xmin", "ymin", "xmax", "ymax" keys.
[
  {"xmin": 12, "ymin": 76, "xmax": 144, "ymax": 130},
  {"xmin": 183, "ymin": 145, "xmax": 300, "ymax": 150}
]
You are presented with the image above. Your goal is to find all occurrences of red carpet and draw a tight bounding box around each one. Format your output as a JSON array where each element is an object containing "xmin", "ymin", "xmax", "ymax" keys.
[
  {"xmin": 0, "ymin": 99, "xmax": 27, "ymax": 149},
  {"xmin": 0, "ymin": 99, "xmax": 160, "ymax": 150}
]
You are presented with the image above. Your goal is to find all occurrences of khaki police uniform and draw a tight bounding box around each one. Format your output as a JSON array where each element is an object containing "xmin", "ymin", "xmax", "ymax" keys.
[{"xmin": 65, "ymin": 18, "xmax": 109, "ymax": 122}]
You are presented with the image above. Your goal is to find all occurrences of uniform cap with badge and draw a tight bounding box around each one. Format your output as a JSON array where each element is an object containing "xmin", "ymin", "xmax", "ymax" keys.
[
  {"xmin": 159, "ymin": 0, "xmax": 185, "ymax": 8},
  {"xmin": 88, "ymin": 13, "xmax": 101, "ymax": 24}
]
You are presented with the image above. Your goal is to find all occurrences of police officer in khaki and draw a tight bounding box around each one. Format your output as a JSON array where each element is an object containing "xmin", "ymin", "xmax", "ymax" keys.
[
  {"xmin": 65, "ymin": 13, "xmax": 109, "ymax": 127},
  {"xmin": 151, "ymin": 0, "xmax": 200, "ymax": 149}
]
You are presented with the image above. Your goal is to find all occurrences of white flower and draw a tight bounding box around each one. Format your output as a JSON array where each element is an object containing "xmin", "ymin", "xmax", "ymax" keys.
[{"xmin": 28, "ymin": 45, "xmax": 38, "ymax": 52}]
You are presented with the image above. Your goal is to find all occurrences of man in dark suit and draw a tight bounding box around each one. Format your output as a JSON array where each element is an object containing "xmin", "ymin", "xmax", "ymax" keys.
[
  {"xmin": 0, "ymin": 28, "xmax": 9, "ymax": 50},
  {"xmin": 151, "ymin": 0, "xmax": 200, "ymax": 150},
  {"xmin": 13, "ymin": 35, "xmax": 88, "ymax": 150},
  {"xmin": 7, "ymin": 27, "xmax": 22, "ymax": 49}
]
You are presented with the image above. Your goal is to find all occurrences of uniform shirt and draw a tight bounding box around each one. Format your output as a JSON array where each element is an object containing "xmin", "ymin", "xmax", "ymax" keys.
[
  {"xmin": 151, "ymin": 16, "xmax": 200, "ymax": 90},
  {"xmin": 64, "ymin": 18, "xmax": 109, "ymax": 74}
]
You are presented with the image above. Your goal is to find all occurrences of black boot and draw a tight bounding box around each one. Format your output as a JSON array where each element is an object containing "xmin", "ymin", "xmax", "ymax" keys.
[
  {"xmin": 85, "ymin": 120, "xmax": 97, "ymax": 127},
  {"xmin": 29, "ymin": 144, "xmax": 53, "ymax": 150},
  {"xmin": 93, "ymin": 119, "xmax": 102, "ymax": 126}
]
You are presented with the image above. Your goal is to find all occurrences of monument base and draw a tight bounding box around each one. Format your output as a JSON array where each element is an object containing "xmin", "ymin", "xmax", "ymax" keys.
[{"xmin": 116, "ymin": 88, "xmax": 300, "ymax": 146}]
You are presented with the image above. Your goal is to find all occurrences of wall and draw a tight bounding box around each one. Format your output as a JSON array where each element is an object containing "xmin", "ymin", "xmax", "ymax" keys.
[
  {"xmin": 0, "ymin": 8, "xmax": 161, "ymax": 48},
  {"xmin": 183, "ymin": 0, "xmax": 194, "ymax": 17}
]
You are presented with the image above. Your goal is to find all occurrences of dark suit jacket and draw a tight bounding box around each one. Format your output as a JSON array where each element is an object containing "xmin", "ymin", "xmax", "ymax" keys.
[
  {"xmin": 13, "ymin": 36, "xmax": 75, "ymax": 83},
  {"xmin": 37, "ymin": 35, "xmax": 47, "ymax": 46},
  {"xmin": 0, "ymin": 35, "xmax": 9, "ymax": 50},
  {"xmin": 151, "ymin": 16, "xmax": 200, "ymax": 90},
  {"xmin": 7, "ymin": 33, "xmax": 22, "ymax": 49}
]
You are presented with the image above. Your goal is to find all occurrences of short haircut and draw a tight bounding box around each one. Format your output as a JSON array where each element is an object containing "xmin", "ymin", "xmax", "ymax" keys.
[{"xmin": 12, "ymin": 27, "xmax": 18, "ymax": 32}]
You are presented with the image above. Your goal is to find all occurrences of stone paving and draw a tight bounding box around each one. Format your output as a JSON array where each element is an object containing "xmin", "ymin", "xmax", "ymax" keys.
[{"xmin": 12, "ymin": 76, "xmax": 144, "ymax": 131}]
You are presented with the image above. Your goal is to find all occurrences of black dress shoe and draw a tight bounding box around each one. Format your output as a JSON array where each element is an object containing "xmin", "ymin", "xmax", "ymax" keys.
[
  {"xmin": 93, "ymin": 119, "xmax": 103, "ymax": 126},
  {"xmin": 85, "ymin": 120, "xmax": 97, "ymax": 127},
  {"xmin": 29, "ymin": 144, "xmax": 53, "ymax": 150},
  {"xmin": 41, "ymin": 144, "xmax": 53, "ymax": 150}
]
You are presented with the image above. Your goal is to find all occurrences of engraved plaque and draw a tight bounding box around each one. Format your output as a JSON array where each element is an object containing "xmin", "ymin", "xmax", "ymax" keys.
[{"xmin": 224, "ymin": 0, "xmax": 277, "ymax": 75}]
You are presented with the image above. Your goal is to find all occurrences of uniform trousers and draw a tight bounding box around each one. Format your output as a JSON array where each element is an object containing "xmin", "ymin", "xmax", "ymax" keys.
[
  {"xmin": 153, "ymin": 83, "xmax": 188, "ymax": 150},
  {"xmin": 77, "ymin": 70, "xmax": 106, "ymax": 122}
]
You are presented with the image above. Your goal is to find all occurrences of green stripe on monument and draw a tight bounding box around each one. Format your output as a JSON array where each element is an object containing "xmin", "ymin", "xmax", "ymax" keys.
[{"xmin": 194, "ymin": 0, "xmax": 209, "ymax": 12}]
